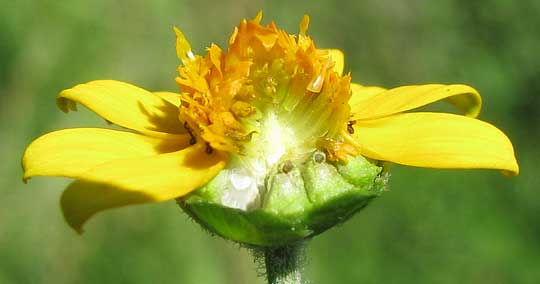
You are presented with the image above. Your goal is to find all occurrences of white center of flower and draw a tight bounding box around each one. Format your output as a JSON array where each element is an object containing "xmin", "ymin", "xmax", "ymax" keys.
[
  {"xmin": 220, "ymin": 112, "xmax": 299, "ymax": 210},
  {"xmin": 262, "ymin": 112, "xmax": 294, "ymax": 165}
]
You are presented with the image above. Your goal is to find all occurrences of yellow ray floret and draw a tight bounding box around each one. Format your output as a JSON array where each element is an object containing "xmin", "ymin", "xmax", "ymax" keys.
[
  {"xmin": 352, "ymin": 84, "xmax": 482, "ymax": 119},
  {"xmin": 351, "ymin": 112, "xmax": 518, "ymax": 175},
  {"xmin": 23, "ymin": 128, "xmax": 190, "ymax": 181},
  {"xmin": 58, "ymin": 80, "xmax": 186, "ymax": 138},
  {"xmin": 61, "ymin": 143, "xmax": 227, "ymax": 233}
]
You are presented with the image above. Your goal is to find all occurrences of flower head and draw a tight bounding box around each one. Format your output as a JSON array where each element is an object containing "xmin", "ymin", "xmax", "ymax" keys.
[
  {"xmin": 176, "ymin": 13, "xmax": 352, "ymax": 161},
  {"xmin": 22, "ymin": 13, "xmax": 518, "ymax": 243}
]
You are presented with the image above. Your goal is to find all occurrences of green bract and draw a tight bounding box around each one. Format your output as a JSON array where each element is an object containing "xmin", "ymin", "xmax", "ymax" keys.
[{"xmin": 178, "ymin": 152, "xmax": 387, "ymax": 246}]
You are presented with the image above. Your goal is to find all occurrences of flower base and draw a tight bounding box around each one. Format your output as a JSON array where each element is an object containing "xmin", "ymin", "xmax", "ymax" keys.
[{"xmin": 177, "ymin": 153, "xmax": 388, "ymax": 246}]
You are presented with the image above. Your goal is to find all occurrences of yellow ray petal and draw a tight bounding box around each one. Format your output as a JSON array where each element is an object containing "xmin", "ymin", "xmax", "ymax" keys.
[
  {"xmin": 153, "ymin": 91, "xmax": 181, "ymax": 107},
  {"xmin": 326, "ymin": 49, "xmax": 344, "ymax": 76},
  {"xmin": 61, "ymin": 144, "xmax": 228, "ymax": 232},
  {"xmin": 352, "ymin": 113, "xmax": 518, "ymax": 175},
  {"xmin": 349, "ymin": 83, "xmax": 387, "ymax": 111},
  {"xmin": 22, "ymin": 128, "xmax": 190, "ymax": 181},
  {"xmin": 57, "ymin": 80, "xmax": 186, "ymax": 138},
  {"xmin": 352, "ymin": 84, "xmax": 482, "ymax": 120}
]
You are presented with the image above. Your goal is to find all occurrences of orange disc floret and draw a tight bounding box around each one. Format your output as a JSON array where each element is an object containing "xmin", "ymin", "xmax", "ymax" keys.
[{"xmin": 175, "ymin": 12, "xmax": 354, "ymax": 159}]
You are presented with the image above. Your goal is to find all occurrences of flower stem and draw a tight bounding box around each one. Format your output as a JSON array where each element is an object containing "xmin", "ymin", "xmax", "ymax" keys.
[{"xmin": 263, "ymin": 243, "xmax": 305, "ymax": 284}]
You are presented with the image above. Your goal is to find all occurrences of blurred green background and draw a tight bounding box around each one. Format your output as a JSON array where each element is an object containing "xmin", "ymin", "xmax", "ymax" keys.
[{"xmin": 1, "ymin": 0, "xmax": 539, "ymax": 283}]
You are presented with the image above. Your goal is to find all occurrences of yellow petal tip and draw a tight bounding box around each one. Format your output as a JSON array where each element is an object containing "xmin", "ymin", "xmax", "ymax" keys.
[
  {"xmin": 299, "ymin": 14, "xmax": 310, "ymax": 35},
  {"xmin": 56, "ymin": 91, "xmax": 78, "ymax": 113},
  {"xmin": 253, "ymin": 10, "xmax": 263, "ymax": 23},
  {"xmin": 174, "ymin": 26, "xmax": 194, "ymax": 62},
  {"xmin": 501, "ymin": 161, "xmax": 519, "ymax": 177}
]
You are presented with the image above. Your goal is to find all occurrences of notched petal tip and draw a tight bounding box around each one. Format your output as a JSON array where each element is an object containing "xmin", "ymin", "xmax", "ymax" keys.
[
  {"xmin": 21, "ymin": 170, "xmax": 32, "ymax": 183},
  {"xmin": 502, "ymin": 169, "xmax": 519, "ymax": 177},
  {"xmin": 501, "ymin": 155, "xmax": 519, "ymax": 176},
  {"xmin": 21, "ymin": 138, "xmax": 41, "ymax": 182},
  {"xmin": 56, "ymin": 93, "xmax": 78, "ymax": 113},
  {"xmin": 443, "ymin": 84, "xmax": 482, "ymax": 118}
]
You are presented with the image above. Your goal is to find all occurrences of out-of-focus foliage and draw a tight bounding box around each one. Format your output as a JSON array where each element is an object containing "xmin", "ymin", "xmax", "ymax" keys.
[{"xmin": 1, "ymin": 1, "xmax": 538, "ymax": 283}]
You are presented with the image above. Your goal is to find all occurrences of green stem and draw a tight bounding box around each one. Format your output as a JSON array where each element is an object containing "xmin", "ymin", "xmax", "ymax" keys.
[{"xmin": 263, "ymin": 243, "xmax": 305, "ymax": 284}]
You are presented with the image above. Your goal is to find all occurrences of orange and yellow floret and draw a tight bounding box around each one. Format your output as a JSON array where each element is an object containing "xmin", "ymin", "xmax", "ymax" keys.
[
  {"xmin": 176, "ymin": 13, "xmax": 354, "ymax": 160},
  {"xmin": 21, "ymin": 12, "xmax": 519, "ymax": 233}
]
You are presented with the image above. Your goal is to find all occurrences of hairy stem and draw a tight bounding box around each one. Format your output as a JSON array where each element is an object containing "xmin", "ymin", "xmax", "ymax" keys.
[{"xmin": 263, "ymin": 243, "xmax": 305, "ymax": 284}]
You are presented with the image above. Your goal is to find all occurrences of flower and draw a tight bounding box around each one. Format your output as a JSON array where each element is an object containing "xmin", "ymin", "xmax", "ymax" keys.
[{"xmin": 22, "ymin": 12, "xmax": 518, "ymax": 237}]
